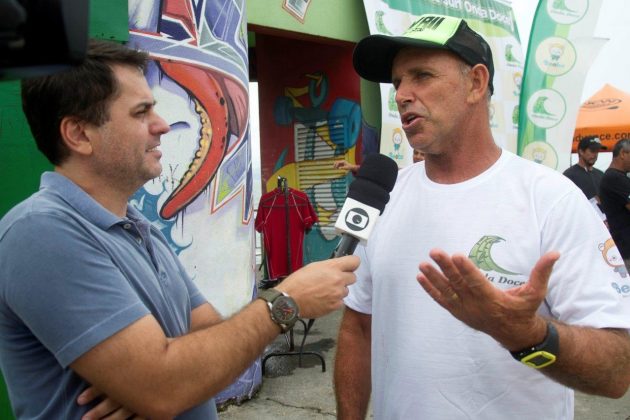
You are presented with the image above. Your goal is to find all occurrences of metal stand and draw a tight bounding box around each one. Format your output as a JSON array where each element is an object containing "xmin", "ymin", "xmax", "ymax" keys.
[
  {"xmin": 260, "ymin": 177, "xmax": 325, "ymax": 374},
  {"xmin": 262, "ymin": 318, "xmax": 326, "ymax": 373}
]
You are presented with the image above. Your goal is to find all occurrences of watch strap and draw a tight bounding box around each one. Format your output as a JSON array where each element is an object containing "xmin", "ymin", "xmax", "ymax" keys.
[
  {"xmin": 510, "ymin": 321, "xmax": 559, "ymax": 369},
  {"xmin": 257, "ymin": 289, "xmax": 297, "ymax": 332},
  {"xmin": 257, "ymin": 288, "xmax": 283, "ymax": 305}
]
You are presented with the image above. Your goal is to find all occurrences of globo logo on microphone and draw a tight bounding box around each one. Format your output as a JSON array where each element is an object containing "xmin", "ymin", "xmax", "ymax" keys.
[
  {"xmin": 345, "ymin": 208, "xmax": 370, "ymax": 231},
  {"xmin": 335, "ymin": 197, "xmax": 381, "ymax": 243}
]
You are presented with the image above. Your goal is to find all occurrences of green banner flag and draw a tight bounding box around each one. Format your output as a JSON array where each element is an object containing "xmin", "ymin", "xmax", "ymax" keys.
[{"xmin": 517, "ymin": 0, "xmax": 606, "ymax": 170}]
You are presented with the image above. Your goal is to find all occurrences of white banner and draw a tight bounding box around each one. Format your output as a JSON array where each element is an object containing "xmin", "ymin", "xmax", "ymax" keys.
[{"xmin": 517, "ymin": 0, "xmax": 606, "ymax": 171}]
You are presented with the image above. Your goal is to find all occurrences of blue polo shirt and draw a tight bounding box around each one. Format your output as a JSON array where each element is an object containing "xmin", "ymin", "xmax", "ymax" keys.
[{"xmin": 0, "ymin": 172, "xmax": 217, "ymax": 419}]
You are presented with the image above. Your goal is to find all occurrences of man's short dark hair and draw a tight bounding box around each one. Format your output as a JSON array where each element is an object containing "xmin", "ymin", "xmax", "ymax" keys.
[
  {"xmin": 612, "ymin": 138, "xmax": 630, "ymax": 157},
  {"xmin": 21, "ymin": 39, "xmax": 149, "ymax": 165}
]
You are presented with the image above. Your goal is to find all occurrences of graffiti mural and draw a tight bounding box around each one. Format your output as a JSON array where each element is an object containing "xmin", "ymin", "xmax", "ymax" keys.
[
  {"xmin": 269, "ymin": 72, "xmax": 361, "ymax": 260},
  {"xmin": 256, "ymin": 34, "xmax": 363, "ymax": 262},
  {"xmin": 127, "ymin": 0, "xmax": 258, "ymax": 404}
]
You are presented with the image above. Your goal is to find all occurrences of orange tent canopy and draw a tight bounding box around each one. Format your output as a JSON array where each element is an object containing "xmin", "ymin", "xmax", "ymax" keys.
[{"xmin": 572, "ymin": 84, "xmax": 630, "ymax": 152}]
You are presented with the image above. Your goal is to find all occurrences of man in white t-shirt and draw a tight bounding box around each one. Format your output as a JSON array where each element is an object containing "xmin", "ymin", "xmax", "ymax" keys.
[{"xmin": 334, "ymin": 14, "xmax": 630, "ymax": 420}]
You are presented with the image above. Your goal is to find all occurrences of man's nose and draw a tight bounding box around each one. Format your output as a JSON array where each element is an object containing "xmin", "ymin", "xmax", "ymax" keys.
[{"xmin": 153, "ymin": 113, "xmax": 171, "ymax": 135}]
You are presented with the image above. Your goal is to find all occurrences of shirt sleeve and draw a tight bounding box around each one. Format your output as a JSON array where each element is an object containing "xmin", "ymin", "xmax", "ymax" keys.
[
  {"xmin": 1, "ymin": 213, "xmax": 150, "ymax": 368},
  {"xmin": 540, "ymin": 189, "xmax": 630, "ymax": 330},
  {"xmin": 343, "ymin": 243, "xmax": 373, "ymax": 315}
]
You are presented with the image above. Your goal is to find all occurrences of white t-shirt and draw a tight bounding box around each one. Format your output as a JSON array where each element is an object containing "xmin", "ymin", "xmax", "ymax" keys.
[{"xmin": 345, "ymin": 150, "xmax": 630, "ymax": 420}]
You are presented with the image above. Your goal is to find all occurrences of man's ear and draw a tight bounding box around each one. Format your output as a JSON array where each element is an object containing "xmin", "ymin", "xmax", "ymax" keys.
[
  {"xmin": 59, "ymin": 116, "xmax": 93, "ymax": 156},
  {"xmin": 467, "ymin": 64, "xmax": 491, "ymax": 103}
]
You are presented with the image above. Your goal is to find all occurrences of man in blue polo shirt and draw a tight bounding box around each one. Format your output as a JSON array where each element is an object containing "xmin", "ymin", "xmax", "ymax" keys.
[{"xmin": 0, "ymin": 39, "xmax": 359, "ymax": 419}]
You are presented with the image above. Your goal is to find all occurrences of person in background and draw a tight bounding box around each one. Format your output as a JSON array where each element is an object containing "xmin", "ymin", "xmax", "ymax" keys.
[
  {"xmin": 334, "ymin": 14, "xmax": 630, "ymax": 420},
  {"xmin": 412, "ymin": 148, "xmax": 425, "ymax": 163},
  {"xmin": 563, "ymin": 136, "xmax": 607, "ymax": 202},
  {"xmin": 599, "ymin": 138, "xmax": 630, "ymax": 272},
  {"xmin": 0, "ymin": 39, "xmax": 359, "ymax": 419}
]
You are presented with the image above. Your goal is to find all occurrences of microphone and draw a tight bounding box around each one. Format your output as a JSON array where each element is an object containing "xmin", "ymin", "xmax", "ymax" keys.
[{"xmin": 333, "ymin": 154, "xmax": 398, "ymax": 257}]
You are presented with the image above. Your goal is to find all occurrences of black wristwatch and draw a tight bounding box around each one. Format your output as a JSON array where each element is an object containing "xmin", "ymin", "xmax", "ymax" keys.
[
  {"xmin": 257, "ymin": 289, "xmax": 299, "ymax": 332},
  {"xmin": 510, "ymin": 321, "xmax": 559, "ymax": 369}
]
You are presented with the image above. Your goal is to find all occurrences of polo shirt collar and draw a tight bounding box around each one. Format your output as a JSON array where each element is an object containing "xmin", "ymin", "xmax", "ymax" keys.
[{"xmin": 40, "ymin": 172, "xmax": 138, "ymax": 230}]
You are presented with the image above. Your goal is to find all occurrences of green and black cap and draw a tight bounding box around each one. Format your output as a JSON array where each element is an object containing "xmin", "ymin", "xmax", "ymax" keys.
[{"xmin": 353, "ymin": 14, "xmax": 495, "ymax": 94}]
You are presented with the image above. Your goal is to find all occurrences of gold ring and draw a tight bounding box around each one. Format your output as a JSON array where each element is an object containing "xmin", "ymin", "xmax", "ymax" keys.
[{"xmin": 450, "ymin": 292, "xmax": 459, "ymax": 301}]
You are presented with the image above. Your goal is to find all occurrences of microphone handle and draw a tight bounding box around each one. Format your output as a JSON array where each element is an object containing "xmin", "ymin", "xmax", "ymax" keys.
[{"xmin": 332, "ymin": 234, "xmax": 359, "ymax": 258}]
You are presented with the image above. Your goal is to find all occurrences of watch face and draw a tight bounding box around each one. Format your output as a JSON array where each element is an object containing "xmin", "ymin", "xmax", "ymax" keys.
[
  {"xmin": 522, "ymin": 351, "xmax": 556, "ymax": 369},
  {"xmin": 271, "ymin": 296, "xmax": 298, "ymax": 324}
]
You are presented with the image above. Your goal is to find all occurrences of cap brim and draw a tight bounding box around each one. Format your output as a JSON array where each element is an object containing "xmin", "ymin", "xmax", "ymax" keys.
[
  {"xmin": 586, "ymin": 144, "xmax": 607, "ymax": 150},
  {"xmin": 353, "ymin": 35, "xmax": 444, "ymax": 83}
]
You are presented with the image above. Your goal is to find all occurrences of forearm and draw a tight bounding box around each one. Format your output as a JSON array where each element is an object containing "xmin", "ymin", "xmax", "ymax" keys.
[
  {"xmin": 160, "ymin": 300, "xmax": 279, "ymax": 408},
  {"xmin": 73, "ymin": 257, "xmax": 360, "ymax": 418},
  {"xmin": 334, "ymin": 309, "xmax": 372, "ymax": 420},
  {"xmin": 542, "ymin": 324, "xmax": 630, "ymax": 398},
  {"xmin": 73, "ymin": 300, "xmax": 280, "ymax": 418},
  {"xmin": 190, "ymin": 302, "xmax": 224, "ymax": 331}
]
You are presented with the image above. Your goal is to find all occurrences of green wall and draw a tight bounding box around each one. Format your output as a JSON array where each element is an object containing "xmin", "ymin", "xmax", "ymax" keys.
[
  {"xmin": 0, "ymin": 0, "xmax": 128, "ymax": 217},
  {"xmin": 0, "ymin": 1, "xmax": 128, "ymax": 416},
  {"xmin": 247, "ymin": 0, "xmax": 370, "ymax": 43}
]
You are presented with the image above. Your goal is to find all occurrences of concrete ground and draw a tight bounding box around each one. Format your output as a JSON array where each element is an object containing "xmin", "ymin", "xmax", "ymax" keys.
[{"xmin": 219, "ymin": 308, "xmax": 630, "ymax": 419}]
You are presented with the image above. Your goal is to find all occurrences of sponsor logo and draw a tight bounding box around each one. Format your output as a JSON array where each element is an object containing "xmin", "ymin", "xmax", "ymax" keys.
[
  {"xmin": 526, "ymin": 89, "xmax": 566, "ymax": 129},
  {"xmin": 469, "ymin": 236, "xmax": 519, "ymax": 275},
  {"xmin": 375, "ymin": 10, "xmax": 393, "ymax": 35},
  {"xmin": 522, "ymin": 141, "xmax": 559, "ymax": 169},
  {"xmin": 599, "ymin": 238, "xmax": 629, "ymax": 279},
  {"xmin": 612, "ymin": 282, "xmax": 630, "ymax": 296},
  {"xmin": 388, "ymin": 128, "xmax": 404, "ymax": 160},
  {"xmin": 513, "ymin": 71, "xmax": 522, "ymax": 97},
  {"xmin": 547, "ymin": 0, "xmax": 588, "ymax": 25},
  {"xmin": 388, "ymin": 87, "xmax": 398, "ymax": 112},
  {"xmin": 406, "ymin": 15, "xmax": 446, "ymax": 33},
  {"xmin": 535, "ymin": 37, "xmax": 576, "ymax": 77},
  {"xmin": 505, "ymin": 44, "xmax": 521, "ymax": 66},
  {"xmin": 582, "ymin": 98, "xmax": 623, "ymax": 111}
]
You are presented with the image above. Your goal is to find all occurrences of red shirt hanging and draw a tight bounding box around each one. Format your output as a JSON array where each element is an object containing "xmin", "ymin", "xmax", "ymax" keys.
[{"xmin": 255, "ymin": 187, "xmax": 318, "ymax": 279}]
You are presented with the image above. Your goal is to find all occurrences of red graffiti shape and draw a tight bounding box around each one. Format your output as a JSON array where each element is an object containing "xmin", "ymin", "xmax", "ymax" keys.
[{"xmin": 158, "ymin": 61, "xmax": 229, "ymax": 219}]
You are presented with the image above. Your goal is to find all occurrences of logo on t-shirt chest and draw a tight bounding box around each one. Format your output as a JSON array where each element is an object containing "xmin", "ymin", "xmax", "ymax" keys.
[{"xmin": 469, "ymin": 235, "xmax": 525, "ymax": 288}]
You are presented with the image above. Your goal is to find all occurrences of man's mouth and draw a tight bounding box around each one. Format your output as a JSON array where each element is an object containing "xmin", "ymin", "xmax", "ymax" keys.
[{"xmin": 401, "ymin": 112, "xmax": 421, "ymax": 128}]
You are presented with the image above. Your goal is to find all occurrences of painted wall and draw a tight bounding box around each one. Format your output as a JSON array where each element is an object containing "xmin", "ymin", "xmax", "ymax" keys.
[
  {"xmin": 126, "ymin": 0, "xmax": 258, "ymax": 405},
  {"xmin": 256, "ymin": 33, "xmax": 364, "ymax": 262}
]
